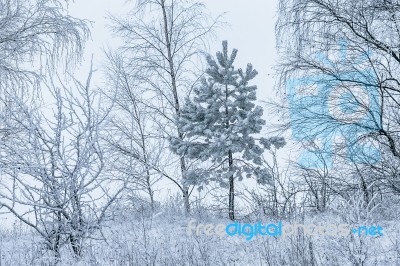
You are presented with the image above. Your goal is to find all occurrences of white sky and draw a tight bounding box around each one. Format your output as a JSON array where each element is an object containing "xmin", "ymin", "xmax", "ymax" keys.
[{"xmin": 67, "ymin": 0, "xmax": 279, "ymax": 103}]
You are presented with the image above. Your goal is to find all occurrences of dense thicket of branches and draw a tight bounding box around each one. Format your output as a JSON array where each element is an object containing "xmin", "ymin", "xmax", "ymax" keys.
[
  {"xmin": 0, "ymin": 0, "xmax": 89, "ymax": 92},
  {"xmin": 276, "ymin": 0, "xmax": 400, "ymax": 208}
]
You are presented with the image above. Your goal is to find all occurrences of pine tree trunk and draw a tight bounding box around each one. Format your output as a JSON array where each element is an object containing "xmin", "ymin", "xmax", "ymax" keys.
[
  {"xmin": 225, "ymin": 80, "xmax": 234, "ymax": 220},
  {"xmin": 228, "ymin": 150, "xmax": 234, "ymax": 220}
]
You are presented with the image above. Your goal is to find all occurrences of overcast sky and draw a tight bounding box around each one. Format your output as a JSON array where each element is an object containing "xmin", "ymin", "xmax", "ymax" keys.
[{"xmin": 68, "ymin": 0, "xmax": 279, "ymax": 102}]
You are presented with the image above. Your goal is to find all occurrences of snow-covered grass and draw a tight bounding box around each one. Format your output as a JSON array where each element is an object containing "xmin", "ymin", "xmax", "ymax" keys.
[{"xmin": 0, "ymin": 197, "xmax": 399, "ymax": 266}]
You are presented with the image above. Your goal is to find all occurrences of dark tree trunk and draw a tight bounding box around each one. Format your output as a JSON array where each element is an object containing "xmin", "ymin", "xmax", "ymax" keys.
[{"xmin": 228, "ymin": 150, "xmax": 234, "ymax": 221}]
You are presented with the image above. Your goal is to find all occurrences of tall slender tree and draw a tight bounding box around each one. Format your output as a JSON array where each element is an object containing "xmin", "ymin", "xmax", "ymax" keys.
[{"xmin": 108, "ymin": 0, "xmax": 221, "ymax": 214}]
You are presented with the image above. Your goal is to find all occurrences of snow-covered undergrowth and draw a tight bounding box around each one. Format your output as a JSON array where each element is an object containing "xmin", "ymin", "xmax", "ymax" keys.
[{"xmin": 0, "ymin": 198, "xmax": 399, "ymax": 266}]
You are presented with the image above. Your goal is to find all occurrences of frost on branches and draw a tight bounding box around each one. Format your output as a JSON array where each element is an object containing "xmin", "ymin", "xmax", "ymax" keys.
[{"xmin": 170, "ymin": 41, "xmax": 285, "ymax": 219}]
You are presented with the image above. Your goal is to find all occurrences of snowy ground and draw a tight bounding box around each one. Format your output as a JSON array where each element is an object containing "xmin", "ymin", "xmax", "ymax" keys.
[{"xmin": 0, "ymin": 199, "xmax": 399, "ymax": 266}]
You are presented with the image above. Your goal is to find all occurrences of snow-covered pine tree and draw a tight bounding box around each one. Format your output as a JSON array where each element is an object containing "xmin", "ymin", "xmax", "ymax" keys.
[{"xmin": 170, "ymin": 41, "xmax": 285, "ymax": 220}]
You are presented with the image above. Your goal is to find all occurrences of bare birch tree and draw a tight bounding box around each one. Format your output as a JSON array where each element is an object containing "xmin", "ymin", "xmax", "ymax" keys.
[
  {"xmin": 0, "ymin": 0, "xmax": 89, "ymax": 91},
  {"xmin": 102, "ymin": 52, "xmax": 164, "ymax": 211},
  {"xmin": 0, "ymin": 0, "xmax": 90, "ymax": 155},
  {"xmin": 108, "ymin": 0, "xmax": 221, "ymax": 213}
]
